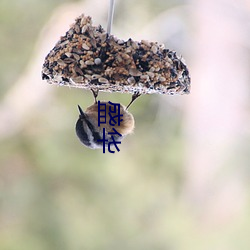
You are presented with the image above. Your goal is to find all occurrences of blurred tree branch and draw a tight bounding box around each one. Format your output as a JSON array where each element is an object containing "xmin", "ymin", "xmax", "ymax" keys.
[{"xmin": 184, "ymin": 0, "xmax": 250, "ymax": 225}]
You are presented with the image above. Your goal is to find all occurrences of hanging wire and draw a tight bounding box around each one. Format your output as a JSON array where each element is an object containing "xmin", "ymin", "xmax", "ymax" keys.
[{"xmin": 107, "ymin": 0, "xmax": 115, "ymax": 34}]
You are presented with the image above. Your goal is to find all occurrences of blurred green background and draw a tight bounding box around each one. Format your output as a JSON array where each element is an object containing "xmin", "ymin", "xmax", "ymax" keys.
[{"xmin": 1, "ymin": 0, "xmax": 250, "ymax": 249}]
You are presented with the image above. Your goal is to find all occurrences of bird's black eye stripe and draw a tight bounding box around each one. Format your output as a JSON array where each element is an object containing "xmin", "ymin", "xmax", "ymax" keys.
[
  {"xmin": 75, "ymin": 119, "xmax": 91, "ymax": 147},
  {"xmin": 84, "ymin": 119, "xmax": 102, "ymax": 142}
]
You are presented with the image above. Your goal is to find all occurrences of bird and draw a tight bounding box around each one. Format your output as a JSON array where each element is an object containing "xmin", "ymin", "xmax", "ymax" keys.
[{"xmin": 75, "ymin": 90, "xmax": 135, "ymax": 149}]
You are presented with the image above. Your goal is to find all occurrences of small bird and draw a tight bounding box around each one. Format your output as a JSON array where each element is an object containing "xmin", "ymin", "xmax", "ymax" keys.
[{"xmin": 75, "ymin": 90, "xmax": 135, "ymax": 149}]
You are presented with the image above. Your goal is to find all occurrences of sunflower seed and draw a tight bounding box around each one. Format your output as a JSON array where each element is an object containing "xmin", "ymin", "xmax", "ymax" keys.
[
  {"xmin": 141, "ymin": 40, "xmax": 150, "ymax": 47},
  {"xmin": 147, "ymin": 72, "xmax": 154, "ymax": 78},
  {"xmin": 74, "ymin": 66, "xmax": 83, "ymax": 75},
  {"xmin": 81, "ymin": 25, "xmax": 88, "ymax": 34},
  {"xmin": 72, "ymin": 53, "xmax": 80, "ymax": 60},
  {"xmin": 82, "ymin": 43, "xmax": 90, "ymax": 50},
  {"xmin": 127, "ymin": 77, "xmax": 135, "ymax": 84},
  {"xmin": 57, "ymin": 59, "xmax": 67, "ymax": 66},
  {"xmin": 140, "ymin": 75, "xmax": 149, "ymax": 81},
  {"xmin": 129, "ymin": 68, "xmax": 142, "ymax": 77},
  {"xmin": 75, "ymin": 24, "xmax": 80, "ymax": 34},
  {"xmin": 63, "ymin": 58, "xmax": 75, "ymax": 64},
  {"xmin": 65, "ymin": 52, "xmax": 72, "ymax": 58},
  {"xmin": 98, "ymin": 77, "xmax": 109, "ymax": 84},
  {"xmin": 72, "ymin": 76, "xmax": 84, "ymax": 83},
  {"xmin": 85, "ymin": 60, "xmax": 94, "ymax": 65},
  {"xmin": 92, "ymin": 74, "xmax": 101, "ymax": 79},
  {"xmin": 151, "ymin": 45, "xmax": 158, "ymax": 54}
]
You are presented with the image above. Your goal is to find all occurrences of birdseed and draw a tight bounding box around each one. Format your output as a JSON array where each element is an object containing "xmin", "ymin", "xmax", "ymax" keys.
[{"xmin": 42, "ymin": 14, "xmax": 190, "ymax": 95}]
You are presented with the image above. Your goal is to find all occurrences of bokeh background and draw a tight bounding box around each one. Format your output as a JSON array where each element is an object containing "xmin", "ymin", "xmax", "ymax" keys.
[{"xmin": 1, "ymin": 0, "xmax": 250, "ymax": 249}]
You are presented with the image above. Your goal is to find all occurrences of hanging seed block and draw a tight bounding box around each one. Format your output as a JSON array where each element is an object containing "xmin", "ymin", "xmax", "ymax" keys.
[{"xmin": 42, "ymin": 14, "xmax": 190, "ymax": 95}]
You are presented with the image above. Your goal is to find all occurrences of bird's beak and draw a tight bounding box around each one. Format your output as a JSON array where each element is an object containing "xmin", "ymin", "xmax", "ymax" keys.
[{"xmin": 77, "ymin": 105, "xmax": 86, "ymax": 118}]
